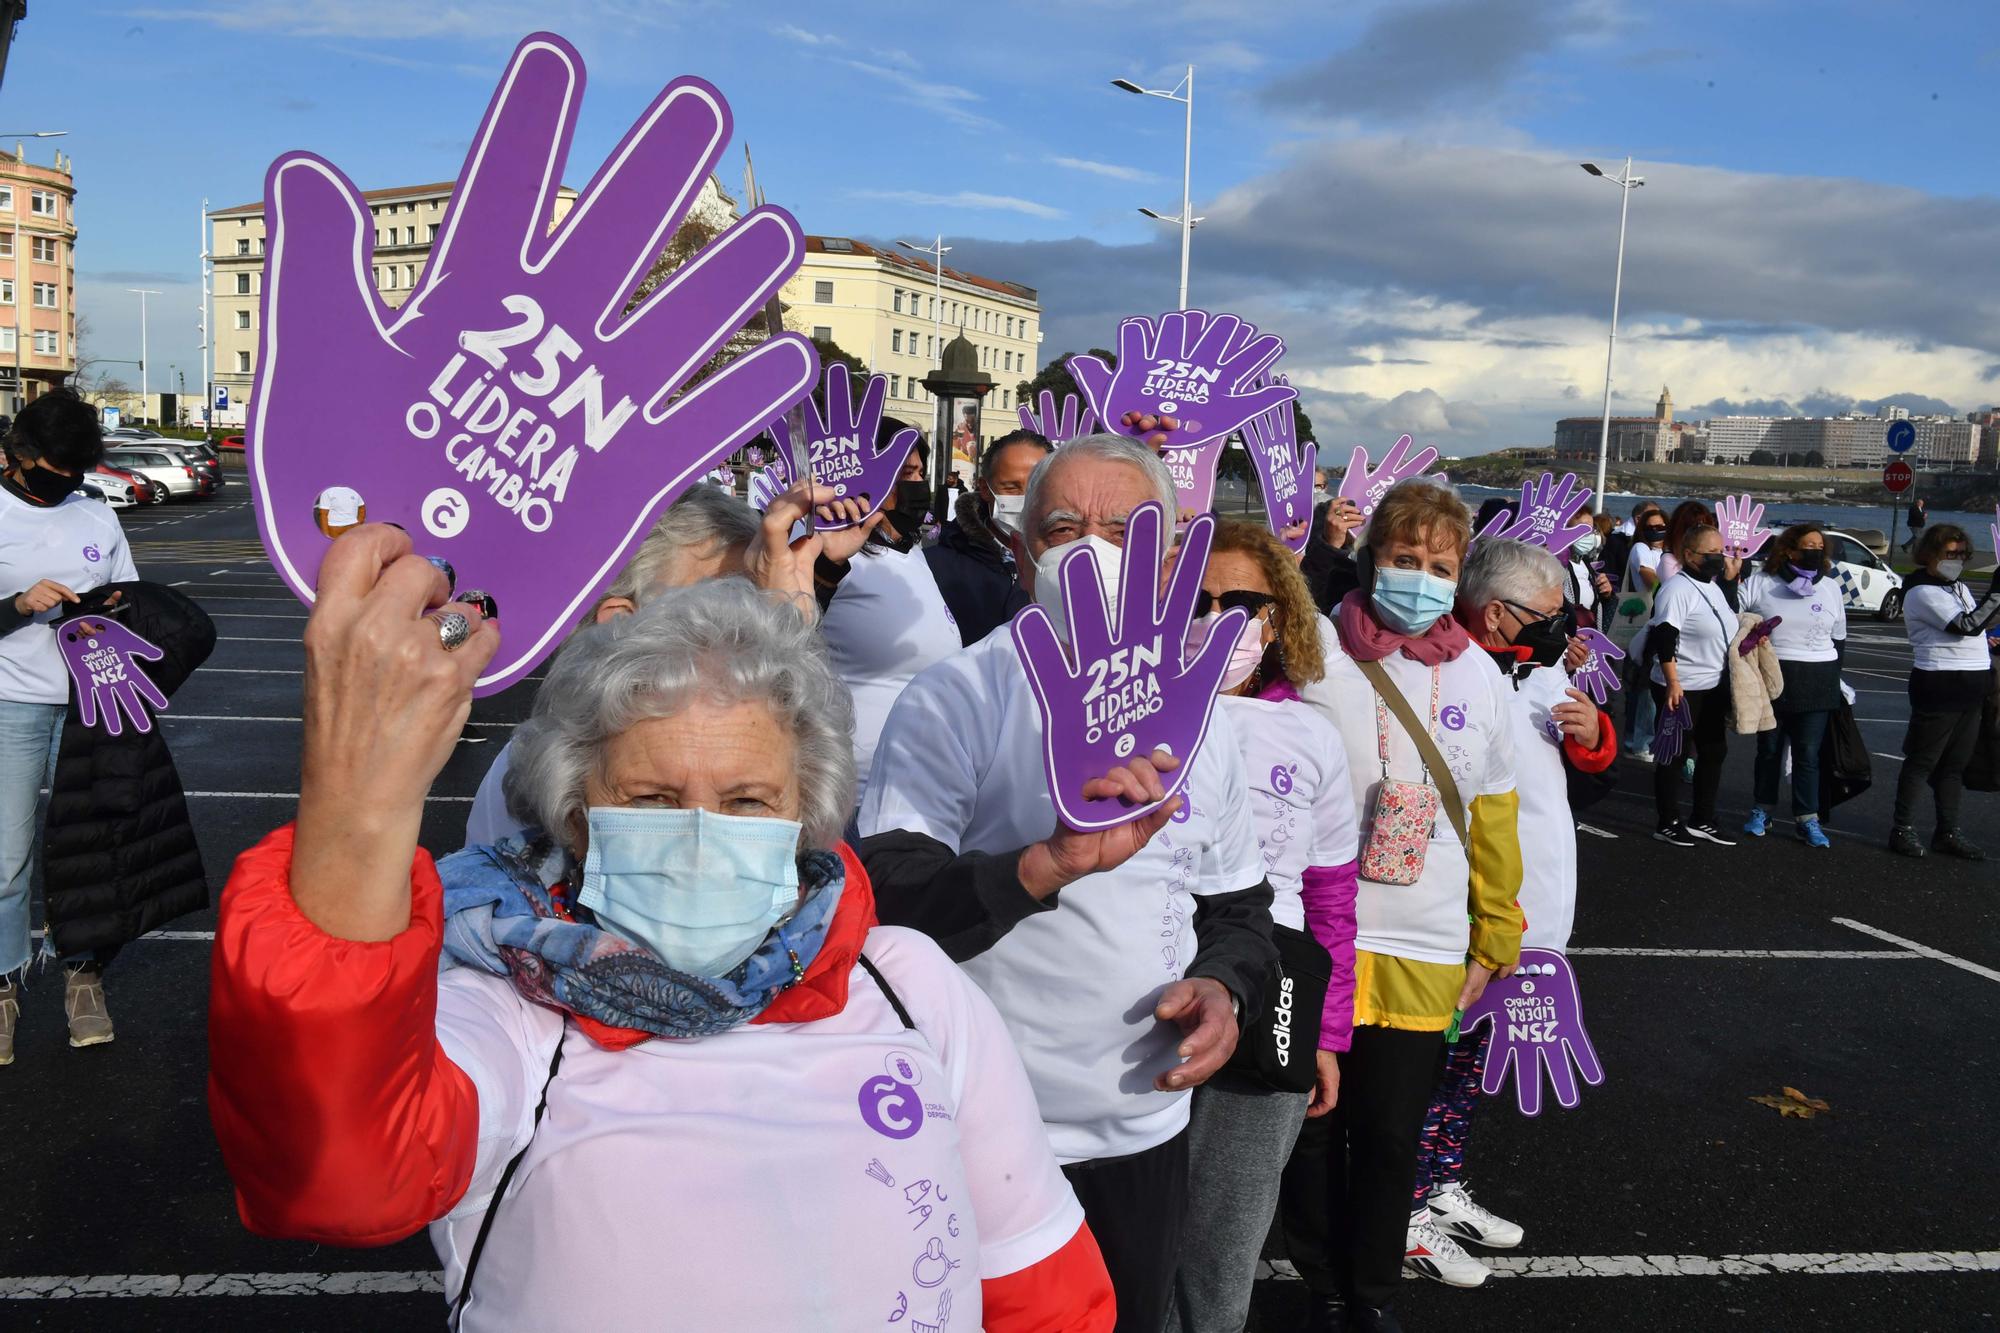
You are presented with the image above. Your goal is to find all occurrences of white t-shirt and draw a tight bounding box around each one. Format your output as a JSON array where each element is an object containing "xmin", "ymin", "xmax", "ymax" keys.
[
  {"xmin": 1625, "ymin": 541, "xmax": 1663, "ymax": 596},
  {"xmin": 1738, "ymin": 571, "xmax": 1847, "ymax": 663},
  {"xmin": 465, "ymin": 741, "xmax": 521, "ymax": 849},
  {"xmin": 1507, "ymin": 665, "xmax": 1581, "ymax": 952},
  {"xmin": 1647, "ymin": 574, "xmax": 1735, "ymax": 692},
  {"xmin": 821, "ymin": 546, "xmax": 964, "ymax": 806},
  {"xmin": 858, "ymin": 631, "xmax": 1265, "ymax": 1163},
  {"xmin": 1298, "ymin": 616, "xmax": 1518, "ymax": 967},
  {"xmin": 1217, "ymin": 693, "xmax": 1360, "ymax": 932},
  {"xmin": 0, "ymin": 487, "xmax": 139, "ymax": 704},
  {"xmin": 1905, "ymin": 582, "xmax": 1991, "ymax": 672},
  {"xmin": 434, "ymin": 926, "xmax": 1082, "ymax": 1332}
]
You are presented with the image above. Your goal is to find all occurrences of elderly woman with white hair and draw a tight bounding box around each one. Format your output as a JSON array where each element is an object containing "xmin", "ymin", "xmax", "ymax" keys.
[{"xmin": 207, "ymin": 526, "xmax": 1114, "ymax": 1331}]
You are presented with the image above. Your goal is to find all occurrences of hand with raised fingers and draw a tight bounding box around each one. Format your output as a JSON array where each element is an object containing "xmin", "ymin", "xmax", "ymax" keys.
[
  {"xmin": 1337, "ymin": 434, "xmax": 1441, "ymax": 521},
  {"xmin": 250, "ymin": 34, "xmax": 818, "ymax": 696},
  {"xmin": 1475, "ymin": 472, "xmax": 1596, "ymax": 559},
  {"xmin": 1461, "ymin": 950, "xmax": 1604, "ymax": 1116},
  {"xmin": 769, "ymin": 364, "xmax": 920, "ymax": 530},
  {"xmin": 1241, "ymin": 376, "xmax": 1318, "ymax": 553},
  {"xmin": 1566, "ymin": 627, "xmax": 1626, "ymax": 705},
  {"xmin": 1068, "ymin": 310, "xmax": 1295, "ymax": 455},
  {"xmin": 1716, "ymin": 493, "xmax": 1775, "ymax": 560},
  {"xmin": 57, "ymin": 615, "xmax": 169, "ymax": 736},
  {"xmin": 1018, "ymin": 389, "xmax": 1097, "ymax": 445}
]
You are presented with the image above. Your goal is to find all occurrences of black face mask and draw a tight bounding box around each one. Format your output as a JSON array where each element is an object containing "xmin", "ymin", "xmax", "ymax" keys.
[
  {"xmin": 1512, "ymin": 614, "xmax": 1571, "ymax": 670},
  {"xmin": 894, "ymin": 479, "xmax": 930, "ymax": 520},
  {"xmin": 1686, "ymin": 553, "xmax": 1727, "ymax": 582},
  {"xmin": 1640, "ymin": 526, "xmax": 1667, "ymax": 544},
  {"xmin": 7, "ymin": 459, "xmax": 83, "ymax": 505}
]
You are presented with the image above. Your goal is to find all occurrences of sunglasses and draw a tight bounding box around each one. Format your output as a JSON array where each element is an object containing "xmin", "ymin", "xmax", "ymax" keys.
[
  {"xmin": 1504, "ymin": 599, "xmax": 1576, "ymax": 634},
  {"xmin": 1195, "ymin": 589, "xmax": 1278, "ymax": 618}
]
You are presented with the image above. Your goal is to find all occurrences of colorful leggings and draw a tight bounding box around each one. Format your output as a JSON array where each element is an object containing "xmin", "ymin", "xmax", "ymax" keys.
[{"xmin": 1411, "ymin": 1026, "xmax": 1488, "ymax": 1207}]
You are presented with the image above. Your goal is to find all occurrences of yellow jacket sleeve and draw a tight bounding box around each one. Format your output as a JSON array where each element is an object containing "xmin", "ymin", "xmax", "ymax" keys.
[{"xmin": 1466, "ymin": 788, "xmax": 1525, "ymax": 971}]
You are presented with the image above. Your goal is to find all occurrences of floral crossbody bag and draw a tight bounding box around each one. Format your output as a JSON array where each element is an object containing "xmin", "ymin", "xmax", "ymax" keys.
[{"xmin": 1355, "ymin": 659, "xmax": 1469, "ymax": 885}]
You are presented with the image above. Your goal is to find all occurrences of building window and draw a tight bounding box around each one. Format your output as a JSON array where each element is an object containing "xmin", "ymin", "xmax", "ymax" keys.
[
  {"xmin": 0, "ymin": 234, "xmax": 9, "ymax": 259},
  {"xmin": 31, "ymin": 282, "xmax": 56, "ymax": 308},
  {"xmin": 892, "ymin": 330, "xmax": 903, "ymax": 353},
  {"xmin": 236, "ymin": 310, "xmax": 251, "ymax": 330},
  {"xmin": 385, "ymin": 202, "xmax": 397, "ymax": 215},
  {"xmin": 373, "ymin": 266, "xmax": 383, "ymax": 288},
  {"xmin": 236, "ymin": 239, "xmax": 251, "ymax": 256},
  {"xmin": 31, "ymin": 236, "xmax": 56, "ymax": 263},
  {"xmin": 429, "ymin": 224, "xmax": 440, "ymax": 242},
  {"xmin": 0, "ymin": 279, "xmax": 11, "ymax": 304},
  {"xmin": 404, "ymin": 264, "xmax": 417, "ymax": 286},
  {"xmin": 890, "ymin": 374, "xmax": 901, "ymax": 398},
  {"xmin": 236, "ymin": 273, "xmax": 252, "ymax": 295},
  {"xmin": 29, "ymin": 190, "xmax": 55, "ymax": 217},
  {"xmin": 926, "ymin": 335, "xmax": 935, "ymax": 358},
  {"xmin": 0, "ymin": 328, "xmax": 12, "ymax": 352},
  {"xmin": 813, "ymin": 280, "xmax": 834, "ymax": 304},
  {"xmin": 811, "ymin": 324, "xmax": 832, "ymax": 343},
  {"xmin": 237, "ymin": 351, "xmax": 251, "ymax": 373},
  {"xmin": 893, "ymin": 289, "xmax": 904, "ymax": 314},
  {"xmin": 405, "ymin": 227, "xmax": 416, "ymax": 245},
  {"xmin": 0, "ymin": 186, "xmax": 11, "ymax": 211},
  {"xmin": 33, "ymin": 330, "xmax": 56, "ymax": 355}
]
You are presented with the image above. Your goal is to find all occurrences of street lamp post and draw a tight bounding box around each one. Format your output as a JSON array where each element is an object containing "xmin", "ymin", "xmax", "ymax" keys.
[
  {"xmin": 0, "ymin": 130, "xmax": 65, "ymax": 417},
  {"xmin": 1581, "ymin": 157, "xmax": 1644, "ymax": 514},
  {"xmin": 1113, "ymin": 66, "xmax": 1194, "ymax": 310},
  {"xmin": 127, "ymin": 287, "xmax": 160, "ymax": 423},
  {"xmin": 895, "ymin": 236, "xmax": 950, "ymax": 366}
]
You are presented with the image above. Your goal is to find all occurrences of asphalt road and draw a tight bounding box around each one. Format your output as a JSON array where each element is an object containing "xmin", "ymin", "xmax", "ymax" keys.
[{"xmin": 1, "ymin": 488, "xmax": 1995, "ymax": 1331}]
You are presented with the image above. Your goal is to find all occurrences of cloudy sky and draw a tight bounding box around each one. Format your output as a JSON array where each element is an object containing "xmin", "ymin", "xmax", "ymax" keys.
[{"xmin": 25, "ymin": 0, "xmax": 1999, "ymax": 452}]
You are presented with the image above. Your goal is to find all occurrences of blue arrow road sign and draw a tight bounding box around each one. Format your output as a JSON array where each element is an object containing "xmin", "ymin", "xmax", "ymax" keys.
[{"xmin": 1886, "ymin": 419, "xmax": 1915, "ymax": 453}]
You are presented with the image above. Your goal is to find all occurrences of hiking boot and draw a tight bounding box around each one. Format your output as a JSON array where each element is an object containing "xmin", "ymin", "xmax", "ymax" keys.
[
  {"xmin": 0, "ymin": 979, "xmax": 16, "ymax": 1066},
  {"xmin": 1888, "ymin": 826, "xmax": 1926, "ymax": 858},
  {"xmin": 64, "ymin": 967, "xmax": 113, "ymax": 1049},
  {"xmin": 1932, "ymin": 829, "xmax": 1985, "ymax": 861}
]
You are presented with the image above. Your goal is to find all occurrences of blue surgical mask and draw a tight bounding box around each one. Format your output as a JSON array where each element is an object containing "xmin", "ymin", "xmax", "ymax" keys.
[
  {"xmin": 577, "ymin": 806, "xmax": 804, "ymax": 978},
  {"xmin": 1371, "ymin": 566, "xmax": 1458, "ymax": 636}
]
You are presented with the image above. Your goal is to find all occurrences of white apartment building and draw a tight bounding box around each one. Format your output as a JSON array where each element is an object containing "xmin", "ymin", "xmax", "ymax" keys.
[{"xmin": 1703, "ymin": 414, "xmax": 1980, "ymax": 468}]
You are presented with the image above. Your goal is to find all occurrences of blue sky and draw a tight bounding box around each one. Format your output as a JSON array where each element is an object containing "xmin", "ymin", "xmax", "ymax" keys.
[{"xmin": 19, "ymin": 0, "xmax": 2000, "ymax": 452}]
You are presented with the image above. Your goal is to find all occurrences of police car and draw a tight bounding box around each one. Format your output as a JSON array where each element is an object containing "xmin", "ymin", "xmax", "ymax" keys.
[{"xmin": 1824, "ymin": 529, "xmax": 1904, "ymax": 621}]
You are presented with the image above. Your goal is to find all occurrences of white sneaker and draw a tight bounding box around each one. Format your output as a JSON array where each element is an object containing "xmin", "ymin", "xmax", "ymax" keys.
[
  {"xmin": 1404, "ymin": 1212, "xmax": 1490, "ymax": 1287},
  {"xmin": 1428, "ymin": 1182, "xmax": 1524, "ymax": 1250}
]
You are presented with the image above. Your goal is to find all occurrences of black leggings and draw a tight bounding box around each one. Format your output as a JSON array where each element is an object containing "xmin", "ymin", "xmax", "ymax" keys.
[
  {"xmin": 1894, "ymin": 705, "xmax": 1983, "ymax": 832},
  {"xmin": 1651, "ymin": 681, "xmax": 1729, "ymax": 826}
]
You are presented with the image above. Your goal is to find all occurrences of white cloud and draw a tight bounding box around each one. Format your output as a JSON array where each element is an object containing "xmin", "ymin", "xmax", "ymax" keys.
[
  {"xmin": 1050, "ymin": 156, "xmax": 1158, "ymax": 183},
  {"xmin": 838, "ymin": 58, "xmax": 995, "ymax": 129},
  {"xmin": 124, "ymin": 1, "xmax": 672, "ymax": 39},
  {"xmin": 853, "ymin": 189, "xmax": 1067, "ymax": 221}
]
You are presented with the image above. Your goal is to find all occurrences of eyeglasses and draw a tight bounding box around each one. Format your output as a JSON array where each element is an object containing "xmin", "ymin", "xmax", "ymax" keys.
[
  {"xmin": 1194, "ymin": 589, "xmax": 1278, "ymax": 618},
  {"xmin": 1503, "ymin": 599, "xmax": 1576, "ymax": 635}
]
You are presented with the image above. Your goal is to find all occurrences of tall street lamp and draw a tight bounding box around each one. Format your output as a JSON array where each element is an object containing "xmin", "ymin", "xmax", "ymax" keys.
[
  {"xmin": 127, "ymin": 287, "xmax": 161, "ymax": 422},
  {"xmin": 1581, "ymin": 157, "xmax": 1644, "ymax": 514},
  {"xmin": 0, "ymin": 130, "xmax": 65, "ymax": 416},
  {"xmin": 1112, "ymin": 66, "xmax": 1194, "ymax": 310},
  {"xmin": 895, "ymin": 236, "xmax": 950, "ymax": 366}
]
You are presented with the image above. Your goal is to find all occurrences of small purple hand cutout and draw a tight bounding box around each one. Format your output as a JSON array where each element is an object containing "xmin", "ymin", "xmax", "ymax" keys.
[
  {"xmin": 745, "ymin": 410, "xmax": 802, "ymax": 513},
  {"xmin": 1652, "ymin": 695, "xmax": 1693, "ymax": 764},
  {"xmin": 767, "ymin": 364, "xmax": 920, "ymax": 530},
  {"xmin": 248, "ymin": 35, "xmax": 819, "ymax": 696},
  {"xmin": 1067, "ymin": 310, "xmax": 1294, "ymax": 455},
  {"xmin": 1474, "ymin": 472, "xmax": 1595, "ymax": 559},
  {"xmin": 1460, "ymin": 949, "xmax": 1604, "ymax": 1116},
  {"xmin": 1337, "ymin": 435, "xmax": 1441, "ymax": 521},
  {"xmin": 1567, "ymin": 626, "xmax": 1626, "ymax": 705},
  {"xmin": 1010, "ymin": 501, "xmax": 1247, "ymax": 832},
  {"xmin": 57, "ymin": 616, "xmax": 169, "ymax": 737},
  {"xmin": 1715, "ymin": 494, "xmax": 1775, "ymax": 559},
  {"xmin": 1017, "ymin": 390, "xmax": 1097, "ymax": 446},
  {"xmin": 1241, "ymin": 376, "xmax": 1317, "ymax": 554},
  {"xmin": 1738, "ymin": 615, "xmax": 1782, "ymax": 656}
]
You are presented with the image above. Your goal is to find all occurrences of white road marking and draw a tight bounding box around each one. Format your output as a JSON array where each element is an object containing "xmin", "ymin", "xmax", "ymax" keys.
[
  {"xmin": 1569, "ymin": 947, "xmax": 1918, "ymax": 959},
  {"xmin": 1833, "ymin": 918, "xmax": 2000, "ymax": 984},
  {"xmin": 1871, "ymin": 752, "xmax": 1903, "ymax": 762}
]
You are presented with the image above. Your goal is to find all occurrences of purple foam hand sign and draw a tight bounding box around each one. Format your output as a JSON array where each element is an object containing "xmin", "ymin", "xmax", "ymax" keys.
[
  {"xmin": 1010, "ymin": 501, "xmax": 1247, "ymax": 832},
  {"xmin": 1567, "ymin": 627, "xmax": 1625, "ymax": 705},
  {"xmin": 1018, "ymin": 390, "xmax": 1097, "ymax": 445},
  {"xmin": 1716, "ymin": 493, "xmax": 1776, "ymax": 560},
  {"xmin": 1068, "ymin": 310, "xmax": 1295, "ymax": 456},
  {"xmin": 58, "ymin": 616, "xmax": 170, "ymax": 737},
  {"xmin": 1653, "ymin": 695, "xmax": 1693, "ymax": 764},
  {"xmin": 1475, "ymin": 472, "xmax": 1595, "ymax": 559},
  {"xmin": 744, "ymin": 413, "xmax": 803, "ymax": 513},
  {"xmin": 1241, "ymin": 376, "xmax": 1317, "ymax": 554},
  {"xmin": 1337, "ymin": 434, "xmax": 1441, "ymax": 521},
  {"xmin": 1461, "ymin": 949, "xmax": 1603, "ymax": 1116},
  {"xmin": 768, "ymin": 363, "xmax": 921, "ymax": 530},
  {"xmin": 249, "ymin": 34, "xmax": 819, "ymax": 695},
  {"xmin": 1739, "ymin": 615, "xmax": 1782, "ymax": 656}
]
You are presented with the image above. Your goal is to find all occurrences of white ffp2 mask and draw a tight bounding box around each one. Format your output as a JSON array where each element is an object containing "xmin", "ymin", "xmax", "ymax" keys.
[{"xmin": 1032, "ymin": 535, "xmax": 1124, "ymax": 642}]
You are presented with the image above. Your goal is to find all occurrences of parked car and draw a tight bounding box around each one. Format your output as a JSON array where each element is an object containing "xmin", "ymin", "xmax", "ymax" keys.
[
  {"xmin": 104, "ymin": 446, "xmax": 202, "ymax": 500},
  {"xmin": 1824, "ymin": 528, "xmax": 1905, "ymax": 621},
  {"xmin": 219, "ymin": 434, "xmax": 245, "ymax": 453},
  {"xmin": 96, "ymin": 462, "xmax": 160, "ymax": 505},
  {"xmin": 151, "ymin": 441, "xmax": 223, "ymax": 493},
  {"xmin": 81, "ymin": 471, "xmax": 139, "ymax": 507}
]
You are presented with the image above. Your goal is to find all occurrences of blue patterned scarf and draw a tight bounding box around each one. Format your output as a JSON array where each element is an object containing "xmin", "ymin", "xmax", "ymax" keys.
[{"xmin": 437, "ymin": 835, "xmax": 845, "ymax": 1040}]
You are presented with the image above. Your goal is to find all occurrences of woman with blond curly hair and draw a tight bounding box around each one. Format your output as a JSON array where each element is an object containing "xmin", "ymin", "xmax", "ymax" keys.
[{"xmin": 1170, "ymin": 520, "xmax": 1361, "ymax": 1333}]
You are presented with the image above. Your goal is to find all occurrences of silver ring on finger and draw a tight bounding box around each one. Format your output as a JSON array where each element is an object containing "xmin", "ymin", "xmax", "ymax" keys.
[{"xmin": 434, "ymin": 610, "xmax": 472, "ymax": 653}]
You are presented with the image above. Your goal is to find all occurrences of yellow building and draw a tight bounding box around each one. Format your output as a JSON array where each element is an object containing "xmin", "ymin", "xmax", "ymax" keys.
[
  {"xmin": 783, "ymin": 237, "xmax": 1042, "ymax": 455},
  {"xmin": 0, "ymin": 142, "xmax": 78, "ymax": 416}
]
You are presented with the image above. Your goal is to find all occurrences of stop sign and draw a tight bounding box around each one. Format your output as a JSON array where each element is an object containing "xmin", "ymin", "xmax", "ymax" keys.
[{"xmin": 1883, "ymin": 458, "xmax": 1914, "ymax": 494}]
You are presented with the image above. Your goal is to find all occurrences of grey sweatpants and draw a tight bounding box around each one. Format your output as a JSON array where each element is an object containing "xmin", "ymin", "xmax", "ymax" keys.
[{"xmin": 1168, "ymin": 1069, "xmax": 1311, "ymax": 1333}]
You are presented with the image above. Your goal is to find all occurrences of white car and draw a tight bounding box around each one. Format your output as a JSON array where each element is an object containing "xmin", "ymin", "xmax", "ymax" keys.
[
  {"xmin": 104, "ymin": 445, "xmax": 201, "ymax": 500},
  {"xmin": 1824, "ymin": 528, "xmax": 1905, "ymax": 621},
  {"xmin": 81, "ymin": 472, "xmax": 138, "ymax": 507}
]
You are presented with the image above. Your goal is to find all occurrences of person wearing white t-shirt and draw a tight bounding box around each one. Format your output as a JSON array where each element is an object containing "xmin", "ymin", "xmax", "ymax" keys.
[
  {"xmin": 1890, "ymin": 524, "xmax": 1998, "ymax": 859},
  {"xmin": 1168, "ymin": 519, "xmax": 1360, "ymax": 1333},
  {"xmin": 212, "ymin": 568, "xmax": 1115, "ymax": 1331},
  {"xmin": 859, "ymin": 436, "xmax": 1276, "ymax": 1333},
  {"xmin": 1281, "ymin": 480, "xmax": 1524, "ymax": 1328},
  {"xmin": 1617, "ymin": 508, "xmax": 1669, "ymax": 759},
  {"xmin": 1738, "ymin": 524, "xmax": 1848, "ymax": 846},
  {"xmin": 1646, "ymin": 523, "xmax": 1741, "ymax": 847},
  {"xmin": 0, "ymin": 391, "xmax": 139, "ymax": 1061}
]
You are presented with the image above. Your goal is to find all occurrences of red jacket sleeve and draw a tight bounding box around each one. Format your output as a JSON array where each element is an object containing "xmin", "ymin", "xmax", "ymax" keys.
[
  {"xmin": 1562, "ymin": 709, "xmax": 1618, "ymax": 773},
  {"xmin": 979, "ymin": 1222, "xmax": 1116, "ymax": 1332},
  {"xmin": 207, "ymin": 823, "xmax": 479, "ymax": 1246}
]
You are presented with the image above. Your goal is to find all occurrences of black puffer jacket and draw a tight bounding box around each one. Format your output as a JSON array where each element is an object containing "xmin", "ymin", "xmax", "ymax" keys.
[{"xmin": 43, "ymin": 582, "xmax": 215, "ymax": 959}]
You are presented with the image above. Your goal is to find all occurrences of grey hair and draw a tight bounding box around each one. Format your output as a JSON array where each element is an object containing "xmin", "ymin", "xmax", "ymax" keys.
[
  {"xmin": 506, "ymin": 578, "xmax": 856, "ymax": 851},
  {"xmin": 590, "ymin": 486, "xmax": 762, "ymax": 619},
  {"xmin": 1460, "ymin": 537, "xmax": 1565, "ymax": 610},
  {"xmin": 1021, "ymin": 432, "xmax": 1177, "ymax": 537}
]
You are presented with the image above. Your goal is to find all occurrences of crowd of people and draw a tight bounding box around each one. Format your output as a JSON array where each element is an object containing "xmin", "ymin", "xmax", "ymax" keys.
[{"xmin": 4, "ymin": 381, "xmax": 1995, "ymax": 1330}]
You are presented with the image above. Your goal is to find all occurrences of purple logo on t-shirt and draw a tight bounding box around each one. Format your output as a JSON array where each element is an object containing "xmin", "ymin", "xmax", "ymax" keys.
[
  {"xmin": 1270, "ymin": 763, "xmax": 1295, "ymax": 796},
  {"xmin": 81, "ymin": 544, "xmax": 100, "ymax": 564},
  {"xmin": 1440, "ymin": 703, "xmax": 1467, "ymax": 732},
  {"xmin": 859, "ymin": 1074, "xmax": 923, "ymax": 1140}
]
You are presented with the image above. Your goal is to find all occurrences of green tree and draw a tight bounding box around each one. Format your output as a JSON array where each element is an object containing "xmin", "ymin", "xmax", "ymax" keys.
[{"xmin": 1291, "ymin": 398, "xmax": 1315, "ymax": 444}]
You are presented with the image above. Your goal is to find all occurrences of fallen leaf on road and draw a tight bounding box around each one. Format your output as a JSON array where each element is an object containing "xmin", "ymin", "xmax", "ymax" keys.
[{"xmin": 1750, "ymin": 1087, "xmax": 1832, "ymax": 1118}]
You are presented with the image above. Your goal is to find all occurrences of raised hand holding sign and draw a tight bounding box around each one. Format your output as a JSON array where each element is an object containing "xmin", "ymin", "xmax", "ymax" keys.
[
  {"xmin": 1018, "ymin": 390, "xmax": 1096, "ymax": 445},
  {"xmin": 1240, "ymin": 376, "xmax": 1317, "ymax": 554},
  {"xmin": 1474, "ymin": 472, "xmax": 1595, "ymax": 559},
  {"xmin": 1460, "ymin": 950, "xmax": 1603, "ymax": 1116},
  {"xmin": 1337, "ymin": 434, "xmax": 1441, "ymax": 522},
  {"xmin": 58, "ymin": 616, "xmax": 169, "ymax": 736},
  {"xmin": 766, "ymin": 364, "xmax": 920, "ymax": 529},
  {"xmin": 1567, "ymin": 626, "xmax": 1625, "ymax": 705},
  {"xmin": 250, "ymin": 34, "xmax": 818, "ymax": 695},
  {"xmin": 1715, "ymin": 494, "xmax": 1776, "ymax": 560},
  {"xmin": 1011, "ymin": 502, "xmax": 1246, "ymax": 831}
]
